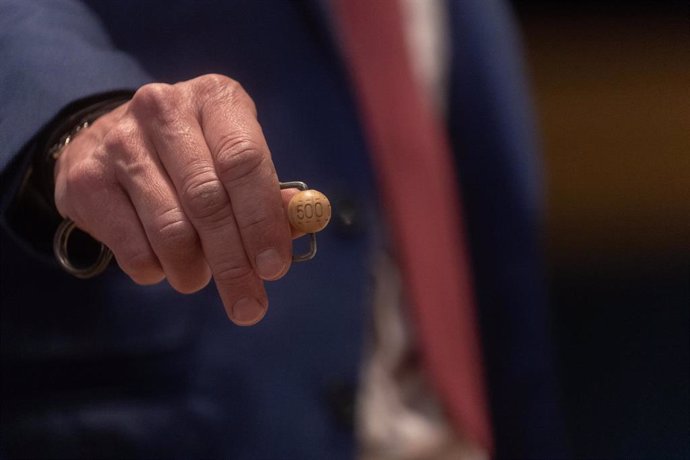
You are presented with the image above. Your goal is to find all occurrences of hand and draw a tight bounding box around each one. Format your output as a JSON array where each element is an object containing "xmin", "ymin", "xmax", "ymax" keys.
[{"xmin": 54, "ymin": 74, "xmax": 299, "ymax": 325}]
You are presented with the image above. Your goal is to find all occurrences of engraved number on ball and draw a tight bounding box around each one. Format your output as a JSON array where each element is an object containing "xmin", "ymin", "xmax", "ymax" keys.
[
  {"xmin": 288, "ymin": 189, "xmax": 331, "ymax": 233},
  {"xmin": 295, "ymin": 202, "xmax": 324, "ymax": 220}
]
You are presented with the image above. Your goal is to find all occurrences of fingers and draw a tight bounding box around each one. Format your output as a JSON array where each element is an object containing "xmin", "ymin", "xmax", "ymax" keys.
[
  {"xmin": 57, "ymin": 161, "xmax": 165, "ymax": 285},
  {"xmin": 280, "ymin": 188, "xmax": 306, "ymax": 238},
  {"xmin": 55, "ymin": 75, "xmax": 298, "ymax": 327},
  {"xmin": 103, "ymin": 119, "xmax": 212, "ymax": 293},
  {"xmin": 54, "ymin": 114, "xmax": 164, "ymax": 286},
  {"xmin": 94, "ymin": 190, "xmax": 166, "ymax": 286},
  {"xmin": 192, "ymin": 75, "xmax": 293, "ymax": 280},
  {"xmin": 129, "ymin": 79, "xmax": 277, "ymax": 325}
]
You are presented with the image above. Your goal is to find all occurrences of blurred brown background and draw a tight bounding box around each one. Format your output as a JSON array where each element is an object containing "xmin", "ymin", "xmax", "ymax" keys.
[{"xmin": 512, "ymin": 1, "xmax": 688, "ymax": 457}]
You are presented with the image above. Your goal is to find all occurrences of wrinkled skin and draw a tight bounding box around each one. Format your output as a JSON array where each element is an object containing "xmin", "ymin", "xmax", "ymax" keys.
[{"xmin": 55, "ymin": 74, "xmax": 302, "ymax": 325}]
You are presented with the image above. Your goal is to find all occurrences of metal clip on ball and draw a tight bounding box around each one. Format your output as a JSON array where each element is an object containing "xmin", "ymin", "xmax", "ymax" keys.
[{"xmin": 53, "ymin": 181, "xmax": 332, "ymax": 279}]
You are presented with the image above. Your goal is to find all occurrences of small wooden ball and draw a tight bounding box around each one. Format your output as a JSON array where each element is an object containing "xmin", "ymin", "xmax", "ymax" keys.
[{"xmin": 288, "ymin": 189, "xmax": 332, "ymax": 233}]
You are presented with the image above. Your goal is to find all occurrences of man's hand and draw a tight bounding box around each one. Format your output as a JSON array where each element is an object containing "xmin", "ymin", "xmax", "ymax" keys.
[{"xmin": 54, "ymin": 74, "xmax": 298, "ymax": 325}]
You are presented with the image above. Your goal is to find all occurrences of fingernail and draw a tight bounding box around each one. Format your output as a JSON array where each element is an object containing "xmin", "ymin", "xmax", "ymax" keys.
[
  {"xmin": 255, "ymin": 248, "xmax": 286, "ymax": 280},
  {"xmin": 231, "ymin": 297, "xmax": 266, "ymax": 326}
]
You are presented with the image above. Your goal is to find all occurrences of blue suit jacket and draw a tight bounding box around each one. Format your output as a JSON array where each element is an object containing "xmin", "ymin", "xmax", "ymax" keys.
[{"xmin": 0, "ymin": 1, "xmax": 566, "ymax": 458}]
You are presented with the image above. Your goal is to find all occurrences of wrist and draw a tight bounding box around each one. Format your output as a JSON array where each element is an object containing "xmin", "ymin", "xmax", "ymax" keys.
[
  {"xmin": 36, "ymin": 94, "xmax": 133, "ymax": 209},
  {"xmin": 5, "ymin": 91, "xmax": 134, "ymax": 257}
]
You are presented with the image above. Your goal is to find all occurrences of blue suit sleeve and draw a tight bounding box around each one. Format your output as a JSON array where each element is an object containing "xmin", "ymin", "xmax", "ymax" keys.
[{"xmin": 0, "ymin": 0, "xmax": 151, "ymax": 173}]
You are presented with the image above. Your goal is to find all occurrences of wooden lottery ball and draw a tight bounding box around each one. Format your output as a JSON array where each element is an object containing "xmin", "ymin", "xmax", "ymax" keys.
[{"xmin": 288, "ymin": 190, "xmax": 331, "ymax": 233}]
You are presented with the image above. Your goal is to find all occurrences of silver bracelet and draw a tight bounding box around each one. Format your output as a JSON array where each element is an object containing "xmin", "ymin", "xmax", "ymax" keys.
[{"xmin": 47, "ymin": 119, "xmax": 92, "ymax": 161}]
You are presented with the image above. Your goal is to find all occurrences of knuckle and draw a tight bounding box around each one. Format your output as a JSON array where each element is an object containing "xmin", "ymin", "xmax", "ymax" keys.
[
  {"xmin": 101, "ymin": 122, "xmax": 138, "ymax": 155},
  {"xmin": 180, "ymin": 169, "xmax": 230, "ymax": 221},
  {"xmin": 236, "ymin": 207, "xmax": 274, "ymax": 237},
  {"xmin": 66, "ymin": 159, "xmax": 106, "ymax": 197},
  {"xmin": 213, "ymin": 260, "xmax": 254, "ymax": 285},
  {"xmin": 154, "ymin": 208, "xmax": 197, "ymax": 249},
  {"xmin": 196, "ymin": 74, "xmax": 256, "ymax": 116},
  {"xmin": 214, "ymin": 135, "xmax": 265, "ymax": 184},
  {"xmin": 130, "ymin": 83, "xmax": 180, "ymax": 124},
  {"xmin": 197, "ymin": 74, "xmax": 243, "ymax": 100},
  {"xmin": 202, "ymin": 73, "xmax": 235, "ymax": 89},
  {"xmin": 171, "ymin": 274, "xmax": 211, "ymax": 295},
  {"xmin": 118, "ymin": 248, "xmax": 161, "ymax": 283}
]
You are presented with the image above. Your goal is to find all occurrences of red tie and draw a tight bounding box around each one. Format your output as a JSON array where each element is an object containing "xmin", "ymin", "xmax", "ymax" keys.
[{"xmin": 334, "ymin": 0, "xmax": 493, "ymax": 452}]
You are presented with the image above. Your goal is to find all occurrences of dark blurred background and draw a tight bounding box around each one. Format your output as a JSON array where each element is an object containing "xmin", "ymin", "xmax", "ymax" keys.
[{"xmin": 511, "ymin": 0, "xmax": 688, "ymax": 457}]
